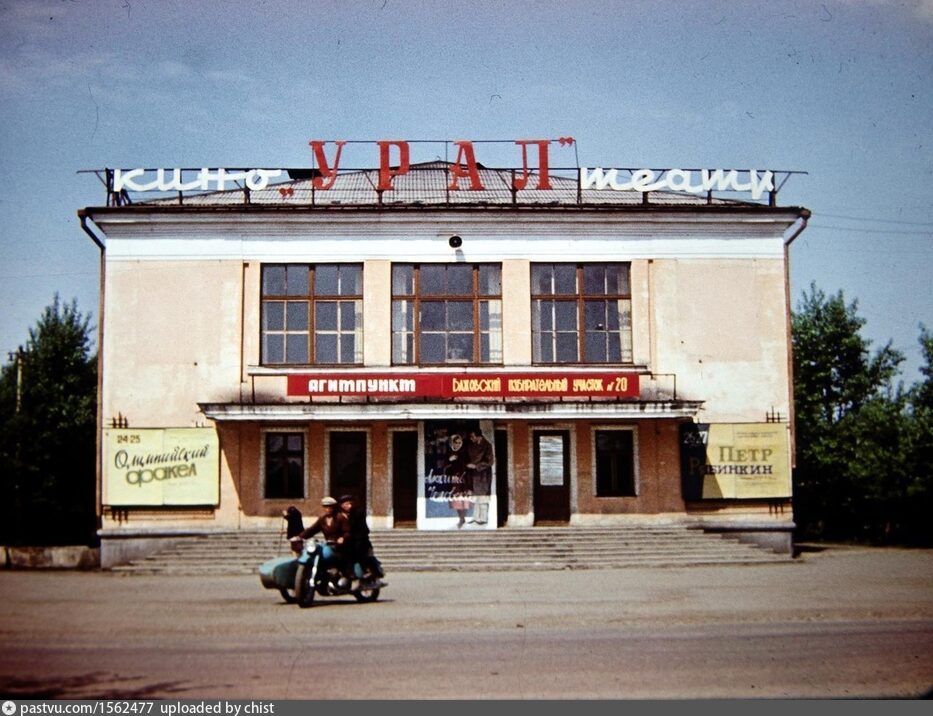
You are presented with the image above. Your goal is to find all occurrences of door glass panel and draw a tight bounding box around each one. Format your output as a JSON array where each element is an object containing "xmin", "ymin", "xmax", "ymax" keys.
[{"xmin": 538, "ymin": 435, "xmax": 565, "ymax": 486}]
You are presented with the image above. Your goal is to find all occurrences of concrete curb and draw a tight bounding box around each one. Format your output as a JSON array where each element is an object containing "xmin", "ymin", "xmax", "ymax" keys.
[{"xmin": 1, "ymin": 545, "xmax": 100, "ymax": 570}]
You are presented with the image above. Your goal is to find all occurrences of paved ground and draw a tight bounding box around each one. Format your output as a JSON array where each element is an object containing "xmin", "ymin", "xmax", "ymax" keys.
[{"xmin": 0, "ymin": 545, "xmax": 930, "ymax": 699}]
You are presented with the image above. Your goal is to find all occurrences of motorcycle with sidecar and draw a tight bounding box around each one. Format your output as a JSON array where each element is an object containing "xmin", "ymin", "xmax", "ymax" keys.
[{"xmin": 259, "ymin": 538, "xmax": 383, "ymax": 608}]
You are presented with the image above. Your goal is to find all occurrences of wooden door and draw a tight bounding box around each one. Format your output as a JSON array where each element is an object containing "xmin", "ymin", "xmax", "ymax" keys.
[{"xmin": 533, "ymin": 430, "xmax": 570, "ymax": 524}]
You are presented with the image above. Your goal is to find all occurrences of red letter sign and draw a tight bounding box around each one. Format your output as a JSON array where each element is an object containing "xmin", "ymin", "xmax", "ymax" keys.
[
  {"xmin": 513, "ymin": 139, "xmax": 552, "ymax": 190},
  {"xmin": 448, "ymin": 141, "xmax": 484, "ymax": 191},
  {"xmin": 377, "ymin": 141, "xmax": 411, "ymax": 191},
  {"xmin": 308, "ymin": 141, "xmax": 346, "ymax": 190}
]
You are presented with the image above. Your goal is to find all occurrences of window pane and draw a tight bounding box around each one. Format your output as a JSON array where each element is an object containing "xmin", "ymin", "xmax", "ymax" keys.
[
  {"xmin": 339, "ymin": 301, "xmax": 357, "ymax": 330},
  {"xmin": 584, "ymin": 300, "xmax": 607, "ymax": 329},
  {"xmin": 554, "ymin": 301, "xmax": 577, "ymax": 329},
  {"xmin": 478, "ymin": 265, "xmax": 501, "ymax": 295},
  {"xmin": 421, "ymin": 265, "xmax": 446, "ymax": 295},
  {"xmin": 315, "ymin": 265, "xmax": 339, "ymax": 295},
  {"xmin": 286, "ymin": 302, "xmax": 308, "ymax": 331},
  {"xmin": 263, "ymin": 301, "xmax": 284, "ymax": 330},
  {"xmin": 483, "ymin": 300, "xmax": 501, "ymax": 329},
  {"xmin": 607, "ymin": 301, "xmax": 621, "ymax": 330},
  {"xmin": 421, "ymin": 333, "xmax": 445, "ymax": 363},
  {"xmin": 315, "ymin": 302, "xmax": 338, "ymax": 330},
  {"xmin": 533, "ymin": 300, "xmax": 551, "ymax": 331},
  {"xmin": 556, "ymin": 333, "xmax": 578, "ymax": 362},
  {"xmin": 447, "ymin": 301, "xmax": 473, "ymax": 331},
  {"xmin": 447, "ymin": 265, "xmax": 473, "ymax": 295},
  {"xmin": 393, "ymin": 333, "xmax": 414, "ymax": 364},
  {"xmin": 341, "ymin": 265, "xmax": 363, "ymax": 295},
  {"xmin": 315, "ymin": 334, "xmax": 338, "ymax": 363},
  {"xmin": 263, "ymin": 266, "xmax": 286, "ymax": 296},
  {"xmin": 595, "ymin": 430, "xmax": 635, "ymax": 497},
  {"xmin": 267, "ymin": 434, "xmax": 284, "ymax": 454},
  {"xmin": 554, "ymin": 265, "xmax": 577, "ymax": 294},
  {"xmin": 286, "ymin": 335, "xmax": 309, "ymax": 363},
  {"xmin": 534, "ymin": 332, "xmax": 553, "ymax": 362},
  {"xmin": 286, "ymin": 265, "xmax": 308, "ymax": 295},
  {"xmin": 448, "ymin": 334, "xmax": 473, "ymax": 362},
  {"xmin": 340, "ymin": 335, "xmax": 356, "ymax": 363},
  {"xmin": 286, "ymin": 457, "xmax": 304, "ymax": 496},
  {"xmin": 263, "ymin": 334, "xmax": 284, "ymax": 363},
  {"xmin": 392, "ymin": 300, "xmax": 413, "ymax": 331},
  {"xmin": 606, "ymin": 264, "xmax": 630, "ymax": 294},
  {"xmin": 607, "ymin": 334, "xmax": 622, "ymax": 362},
  {"xmin": 531, "ymin": 265, "xmax": 552, "ymax": 295},
  {"xmin": 421, "ymin": 301, "xmax": 446, "ymax": 330},
  {"xmin": 585, "ymin": 332, "xmax": 607, "ymax": 362},
  {"xmin": 583, "ymin": 265, "xmax": 606, "ymax": 295},
  {"xmin": 287, "ymin": 434, "xmax": 303, "ymax": 452},
  {"xmin": 392, "ymin": 265, "xmax": 414, "ymax": 294}
]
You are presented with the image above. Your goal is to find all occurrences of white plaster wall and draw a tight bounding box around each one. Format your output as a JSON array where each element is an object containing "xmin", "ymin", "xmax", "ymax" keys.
[
  {"xmin": 102, "ymin": 260, "xmax": 244, "ymax": 426},
  {"xmin": 650, "ymin": 258, "xmax": 791, "ymax": 422}
]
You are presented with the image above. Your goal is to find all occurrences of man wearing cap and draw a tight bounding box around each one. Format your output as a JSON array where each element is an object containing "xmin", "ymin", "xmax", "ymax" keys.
[
  {"xmin": 338, "ymin": 494, "xmax": 386, "ymax": 587},
  {"xmin": 291, "ymin": 496, "xmax": 352, "ymax": 582}
]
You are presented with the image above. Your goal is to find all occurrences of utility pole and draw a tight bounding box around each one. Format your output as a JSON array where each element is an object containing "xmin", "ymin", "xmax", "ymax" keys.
[
  {"xmin": 6, "ymin": 347, "xmax": 25, "ymax": 545},
  {"xmin": 9, "ymin": 346, "xmax": 24, "ymax": 415}
]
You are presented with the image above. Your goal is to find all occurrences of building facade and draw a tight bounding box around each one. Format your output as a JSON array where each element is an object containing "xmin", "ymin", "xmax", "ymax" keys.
[{"xmin": 80, "ymin": 154, "xmax": 808, "ymax": 566}]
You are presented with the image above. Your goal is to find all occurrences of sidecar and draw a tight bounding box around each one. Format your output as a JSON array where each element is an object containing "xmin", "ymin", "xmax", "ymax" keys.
[{"xmin": 259, "ymin": 556, "xmax": 300, "ymax": 603}]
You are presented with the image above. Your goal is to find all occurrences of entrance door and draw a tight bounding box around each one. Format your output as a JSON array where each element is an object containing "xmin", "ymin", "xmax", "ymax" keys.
[
  {"xmin": 392, "ymin": 430, "xmax": 418, "ymax": 526},
  {"xmin": 495, "ymin": 429, "xmax": 509, "ymax": 527},
  {"xmin": 329, "ymin": 431, "xmax": 367, "ymax": 510},
  {"xmin": 533, "ymin": 430, "xmax": 570, "ymax": 524}
]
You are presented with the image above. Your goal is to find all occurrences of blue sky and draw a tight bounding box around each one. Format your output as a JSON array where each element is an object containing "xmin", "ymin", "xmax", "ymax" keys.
[{"xmin": 1, "ymin": 0, "xmax": 930, "ymax": 381}]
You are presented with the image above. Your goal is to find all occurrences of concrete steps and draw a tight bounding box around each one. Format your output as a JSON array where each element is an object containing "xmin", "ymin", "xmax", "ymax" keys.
[{"xmin": 109, "ymin": 526, "xmax": 792, "ymax": 575}]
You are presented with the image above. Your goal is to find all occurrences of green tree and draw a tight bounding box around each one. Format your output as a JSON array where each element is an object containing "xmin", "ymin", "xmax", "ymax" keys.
[
  {"xmin": 791, "ymin": 283, "xmax": 905, "ymax": 542},
  {"xmin": 0, "ymin": 296, "xmax": 98, "ymax": 545},
  {"xmin": 902, "ymin": 325, "xmax": 933, "ymax": 544}
]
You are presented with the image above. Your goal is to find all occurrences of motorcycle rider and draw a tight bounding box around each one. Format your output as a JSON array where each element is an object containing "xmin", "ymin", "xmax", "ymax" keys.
[
  {"xmin": 290, "ymin": 496, "xmax": 352, "ymax": 586},
  {"xmin": 337, "ymin": 494, "xmax": 386, "ymax": 588}
]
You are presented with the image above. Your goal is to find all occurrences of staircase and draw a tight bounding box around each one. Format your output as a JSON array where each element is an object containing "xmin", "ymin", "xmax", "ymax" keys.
[{"xmin": 109, "ymin": 526, "xmax": 792, "ymax": 575}]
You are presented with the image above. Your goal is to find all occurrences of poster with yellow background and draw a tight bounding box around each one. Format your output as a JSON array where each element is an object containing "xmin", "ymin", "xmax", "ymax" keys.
[
  {"xmin": 680, "ymin": 423, "xmax": 791, "ymax": 499},
  {"xmin": 103, "ymin": 428, "xmax": 220, "ymax": 506}
]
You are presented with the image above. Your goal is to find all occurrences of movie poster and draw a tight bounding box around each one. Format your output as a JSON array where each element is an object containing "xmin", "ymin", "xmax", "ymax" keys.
[
  {"xmin": 680, "ymin": 422, "xmax": 791, "ymax": 500},
  {"xmin": 422, "ymin": 419, "xmax": 496, "ymax": 530}
]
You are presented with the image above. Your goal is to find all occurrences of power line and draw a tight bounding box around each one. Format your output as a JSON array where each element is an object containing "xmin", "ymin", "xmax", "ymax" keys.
[
  {"xmin": 807, "ymin": 223, "xmax": 933, "ymax": 237},
  {"xmin": 816, "ymin": 212, "xmax": 933, "ymax": 228}
]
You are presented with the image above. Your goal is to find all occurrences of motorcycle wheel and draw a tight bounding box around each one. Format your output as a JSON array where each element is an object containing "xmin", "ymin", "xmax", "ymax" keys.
[
  {"xmin": 295, "ymin": 563, "xmax": 316, "ymax": 608},
  {"xmin": 279, "ymin": 586, "xmax": 297, "ymax": 604},
  {"xmin": 354, "ymin": 587, "xmax": 380, "ymax": 603}
]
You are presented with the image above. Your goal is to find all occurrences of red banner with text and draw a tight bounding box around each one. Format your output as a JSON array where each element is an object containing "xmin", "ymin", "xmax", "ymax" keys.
[{"xmin": 286, "ymin": 372, "xmax": 640, "ymax": 399}]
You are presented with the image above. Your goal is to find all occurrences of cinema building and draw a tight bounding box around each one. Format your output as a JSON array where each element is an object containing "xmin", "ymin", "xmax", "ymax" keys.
[{"xmin": 79, "ymin": 145, "xmax": 808, "ymax": 567}]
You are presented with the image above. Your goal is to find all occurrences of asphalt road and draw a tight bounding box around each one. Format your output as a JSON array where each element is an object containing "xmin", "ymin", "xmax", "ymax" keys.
[{"xmin": 0, "ymin": 546, "xmax": 931, "ymax": 699}]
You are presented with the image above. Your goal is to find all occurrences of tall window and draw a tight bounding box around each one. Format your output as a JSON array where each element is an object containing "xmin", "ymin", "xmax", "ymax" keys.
[
  {"xmin": 265, "ymin": 432, "xmax": 305, "ymax": 499},
  {"xmin": 261, "ymin": 264, "xmax": 363, "ymax": 365},
  {"xmin": 531, "ymin": 263, "xmax": 632, "ymax": 364},
  {"xmin": 392, "ymin": 264, "xmax": 502, "ymax": 365},
  {"xmin": 594, "ymin": 429, "xmax": 636, "ymax": 497}
]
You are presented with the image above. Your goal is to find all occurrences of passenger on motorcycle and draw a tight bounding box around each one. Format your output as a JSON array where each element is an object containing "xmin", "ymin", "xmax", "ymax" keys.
[
  {"xmin": 290, "ymin": 496, "xmax": 352, "ymax": 585},
  {"xmin": 337, "ymin": 494, "xmax": 386, "ymax": 588}
]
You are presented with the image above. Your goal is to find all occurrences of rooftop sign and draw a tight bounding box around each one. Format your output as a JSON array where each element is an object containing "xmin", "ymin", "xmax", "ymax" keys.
[{"xmin": 90, "ymin": 138, "xmax": 800, "ymax": 206}]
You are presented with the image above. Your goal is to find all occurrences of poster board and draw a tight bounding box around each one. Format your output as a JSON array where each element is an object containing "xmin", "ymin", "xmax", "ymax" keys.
[
  {"xmin": 680, "ymin": 423, "xmax": 791, "ymax": 499},
  {"xmin": 421, "ymin": 419, "xmax": 497, "ymax": 530},
  {"xmin": 103, "ymin": 428, "xmax": 220, "ymax": 507}
]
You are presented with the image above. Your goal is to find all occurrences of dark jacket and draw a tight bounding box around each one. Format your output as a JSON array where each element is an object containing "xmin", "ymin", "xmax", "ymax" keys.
[{"xmin": 344, "ymin": 506, "xmax": 372, "ymax": 555}]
